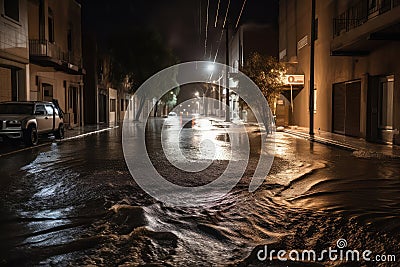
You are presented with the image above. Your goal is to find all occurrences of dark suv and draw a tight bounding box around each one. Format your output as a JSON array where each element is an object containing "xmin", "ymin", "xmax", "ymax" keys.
[{"xmin": 0, "ymin": 101, "xmax": 64, "ymax": 146}]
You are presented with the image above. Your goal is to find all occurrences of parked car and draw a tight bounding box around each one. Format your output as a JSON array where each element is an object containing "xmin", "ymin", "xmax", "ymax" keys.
[{"xmin": 0, "ymin": 101, "xmax": 64, "ymax": 146}]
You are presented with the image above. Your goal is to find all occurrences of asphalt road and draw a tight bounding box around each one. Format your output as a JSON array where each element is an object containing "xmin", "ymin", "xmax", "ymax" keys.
[{"xmin": 0, "ymin": 118, "xmax": 399, "ymax": 266}]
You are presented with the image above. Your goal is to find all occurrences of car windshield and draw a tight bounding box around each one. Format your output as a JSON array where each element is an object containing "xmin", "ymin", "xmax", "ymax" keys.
[{"xmin": 0, "ymin": 103, "xmax": 34, "ymax": 115}]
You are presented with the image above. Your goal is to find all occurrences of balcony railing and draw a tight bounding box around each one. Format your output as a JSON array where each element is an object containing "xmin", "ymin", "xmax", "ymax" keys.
[
  {"xmin": 29, "ymin": 39, "xmax": 82, "ymax": 68},
  {"xmin": 29, "ymin": 39, "xmax": 62, "ymax": 61},
  {"xmin": 333, "ymin": 0, "xmax": 400, "ymax": 37}
]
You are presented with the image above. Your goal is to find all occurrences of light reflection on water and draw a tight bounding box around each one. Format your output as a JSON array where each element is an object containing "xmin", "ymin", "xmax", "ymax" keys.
[
  {"xmin": 1, "ymin": 118, "xmax": 399, "ymax": 266},
  {"xmin": 161, "ymin": 116, "xmax": 237, "ymax": 162},
  {"xmin": 141, "ymin": 120, "xmax": 400, "ymax": 264}
]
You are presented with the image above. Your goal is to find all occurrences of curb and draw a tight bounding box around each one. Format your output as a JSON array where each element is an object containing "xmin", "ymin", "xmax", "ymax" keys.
[
  {"xmin": 0, "ymin": 126, "xmax": 118, "ymax": 158},
  {"xmin": 62, "ymin": 126, "xmax": 119, "ymax": 142},
  {"xmin": 283, "ymin": 129, "xmax": 400, "ymax": 159},
  {"xmin": 283, "ymin": 129, "xmax": 357, "ymax": 151}
]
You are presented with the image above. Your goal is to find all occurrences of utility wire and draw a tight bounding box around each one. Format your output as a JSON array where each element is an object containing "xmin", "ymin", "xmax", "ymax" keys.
[
  {"xmin": 214, "ymin": 0, "xmax": 221, "ymax": 27},
  {"xmin": 199, "ymin": 0, "xmax": 202, "ymax": 46},
  {"xmin": 235, "ymin": 0, "xmax": 247, "ymax": 29},
  {"xmin": 213, "ymin": 29, "xmax": 224, "ymax": 63},
  {"xmin": 222, "ymin": 0, "xmax": 231, "ymax": 29},
  {"xmin": 213, "ymin": 0, "xmax": 231, "ymax": 63},
  {"xmin": 204, "ymin": 0, "xmax": 210, "ymax": 58}
]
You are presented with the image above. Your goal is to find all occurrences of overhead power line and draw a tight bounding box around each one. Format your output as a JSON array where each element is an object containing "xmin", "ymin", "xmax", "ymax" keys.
[
  {"xmin": 213, "ymin": 0, "xmax": 231, "ymax": 63},
  {"xmin": 222, "ymin": 0, "xmax": 231, "ymax": 29},
  {"xmin": 214, "ymin": 0, "xmax": 221, "ymax": 27},
  {"xmin": 204, "ymin": 0, "xmax": 210, "ymax": 58},
  {"xmin": 235, "ymin": 0, "xmax": 247, "ymax": 29}
]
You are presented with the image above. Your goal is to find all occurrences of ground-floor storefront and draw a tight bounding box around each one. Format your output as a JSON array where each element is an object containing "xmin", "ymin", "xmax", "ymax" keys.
[
  {"xmin": 29, "ymin": 64, "xmax": 84, "ymax": 128},
  {"xmin": 0, "ymin": 57, "xmax": 29, "ymax": 102},
  {"xmin": 286, "ymin": 41, "xmax": 400, "ymax": 145}
]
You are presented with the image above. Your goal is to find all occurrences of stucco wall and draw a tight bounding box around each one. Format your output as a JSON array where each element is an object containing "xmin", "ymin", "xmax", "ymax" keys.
[
  {"xmin": 280, "ymin": 0, "xmax": 400, "ymax": 140},
  {"xmin": 0, "ymin": 0, "xmax": 29, "ymax": 61}
]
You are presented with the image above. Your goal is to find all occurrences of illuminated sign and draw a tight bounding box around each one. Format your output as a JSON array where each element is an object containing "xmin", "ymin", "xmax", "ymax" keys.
[{"xmin": 283, "ymin": 75, "xmax": 305, "ymax": 85}]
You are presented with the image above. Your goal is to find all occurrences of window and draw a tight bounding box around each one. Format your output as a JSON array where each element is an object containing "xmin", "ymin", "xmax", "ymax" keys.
[
  {"xmin": 43, "ymin": 83, "xmax": 53, "ymax": 97},
  {"xmin": 45, "ymin": 105, "xmax": 54, "ymax": 115},
  {"xmin": 48, "ymin": 8, "xmax": 55, "ymax": 43},
  {"xmin": 369, "ymin": 0, "xmax": 377, "ymax": 9},
  {"xmin": 120, "ymin": 99, "xmax": 125, "ymax": 111},
  {"xmin": 379, "ymin": 76, "xmax": 394, "ymax": 129},
  {"xmin": 67, "ymin": 27, "xmax": 72, "ymax": 52},
  {"xmin": 42, "ymin": 83, "xmax": 53, "ymax": 101},
  {"xmin": 39, "ymin": 0, "xmax": 45, "ymax": 40},
  {"xmin": 314, "ymin": 88, "xmax": 317, "ymax": 113},
  {"xmin": 4, "ymin": 0, "xmax": 19, "ymax": 21},
  {"xmin": 368, "ymin": 0, "xmax": 379, "ymax": 15},
  {"xmin": 110, "ymin": 99, "xmax": 116, "ymax": 112},
  {"xmin": 35, "ymin": 104, "xmax": 46, "ymax": 115}
]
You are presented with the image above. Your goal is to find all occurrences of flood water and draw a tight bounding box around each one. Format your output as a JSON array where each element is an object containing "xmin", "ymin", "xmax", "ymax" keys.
[{"xmin": 0, "ymin": 118, "xmax": 399, "ymax": 266}]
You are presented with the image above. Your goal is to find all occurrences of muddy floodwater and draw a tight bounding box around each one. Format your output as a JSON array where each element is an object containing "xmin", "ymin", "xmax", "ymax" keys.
[{"xmin": 0, "ymin": 118, "xmax": 399, "ymax": 266}]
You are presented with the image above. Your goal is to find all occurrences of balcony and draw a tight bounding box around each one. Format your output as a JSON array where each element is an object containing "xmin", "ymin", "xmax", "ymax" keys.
[
  {"xmin": 331, "ymin": 0, "xmax": 400, "ymax": 56},
  {"xmin": 29, "ymin": 39, "xmax": 84, "ymax": 74}
]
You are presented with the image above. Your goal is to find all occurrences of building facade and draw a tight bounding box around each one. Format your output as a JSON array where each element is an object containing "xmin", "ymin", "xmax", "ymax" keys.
[
  {"xmin": 83, "ymin": 48, "xmax": 135, "ymax": 126},
  {"xmin": 27, "ymin": 0, "xmax": 84, "ymax": 127},
  {"xmin": 0, "ymin": 0, "xmax": 30, "ymax": 102},
  {"xmin": 279, "ymin": 0, "xmax": 400, "ymax": 144}
]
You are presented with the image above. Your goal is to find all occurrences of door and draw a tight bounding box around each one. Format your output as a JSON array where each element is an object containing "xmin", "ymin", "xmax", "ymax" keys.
[
  {"xmin": 35, "ymin": 104, "xmax": 52, "ymax": 133},
  {"xmin": 98, "ymin": 93, "xmax": 106, "ymax": 123},
  {"xmin": 378, "ymin": 76, "xmax": 394, "ymax": 130},
  {"xmin": 345, "ymin": 81, "xmax": 361, "ymax": 137},
  {"xmin": 68, "ymin": 86, "xmax": 78, "ymax": 126},
  {"xmin": 45, "ymin": 104, "xmax": 56, "ymax": 130},
  {"xmin": 332, "ymin": 83, "xmax": 346, "ymax": 134},
  {"xmin": 332, "ymin": 80, "xmax": 361, "ymax": 137},
  {"xmin": 377, "ymin": 75, "xmax": 394, "ymax": 143}
]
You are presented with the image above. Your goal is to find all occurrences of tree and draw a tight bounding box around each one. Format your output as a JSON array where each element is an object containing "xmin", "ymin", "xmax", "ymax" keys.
[
  {"xmin": 104, "ymin": 28, "xmax": 178, "ymax": 120},
  {"xmin": 241, "ymin": 52, "xmax": 285, "ymax": 109}
]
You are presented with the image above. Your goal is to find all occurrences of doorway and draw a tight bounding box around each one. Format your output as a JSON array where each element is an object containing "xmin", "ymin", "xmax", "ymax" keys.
[
  {"xmin": 378, "ymin": 75, "xmax": 394, "ymax": 143},
  {"xmin": 42, "ymin": 83, "xmax": 53, "ymax": 102},
  {"xmin": 98, "ymin": 93, "xmax": 107, "ymax": 123},
  {"xmin": 332, "ymin": 80, "xmax": 361, "ymax": 137},
  {"xmin": 68, "ymin": 85, "xmax": 79, "ymax": 126}
]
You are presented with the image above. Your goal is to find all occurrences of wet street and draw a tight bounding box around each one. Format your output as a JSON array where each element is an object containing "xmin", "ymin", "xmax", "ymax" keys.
[{"xmin": 0, "ymin": 118, "xmax": 399, "ymax": 266}]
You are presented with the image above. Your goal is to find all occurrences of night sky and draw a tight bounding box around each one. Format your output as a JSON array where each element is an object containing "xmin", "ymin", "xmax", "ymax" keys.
[{"xmin": 82, "ymin": 0, "xmax": 278, "ymax": 62}]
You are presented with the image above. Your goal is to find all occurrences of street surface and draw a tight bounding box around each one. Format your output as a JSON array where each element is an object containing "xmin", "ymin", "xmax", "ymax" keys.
[{"xmin": 0, "ymin": 118, "xmax": 399, "ymax": 266}]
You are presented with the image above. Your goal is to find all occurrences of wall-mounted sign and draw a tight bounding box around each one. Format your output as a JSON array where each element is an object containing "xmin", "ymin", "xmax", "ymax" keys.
[
  {"xmin": 283, "ymin": 74, "xmax": 305, "ymax": 85},
  {"xmin": 279, "ymin": 49, "xmax": 287, "ymax": 60},
  {"xmin": 297, "ymin": 35, "xmax": 308, "ymax": 51}
]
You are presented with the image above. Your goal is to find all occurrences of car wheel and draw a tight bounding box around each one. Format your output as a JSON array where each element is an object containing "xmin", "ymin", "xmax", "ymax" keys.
[
  {"xmin": 54, "ymin": 124, "xmax": 64, "ymax": 139},
  {"xmin": 24, "ymin": 125, "xmax": 38, "ymax": 146}
]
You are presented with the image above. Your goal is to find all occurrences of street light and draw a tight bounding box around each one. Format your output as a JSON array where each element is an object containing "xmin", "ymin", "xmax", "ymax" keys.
[
  {"xmin": 194, "ymin": 90, "xmax": 205, "ymax": 115},
  {"xmin": 207, "ymin": 63, "xmax": 215, "ymax": 72}
]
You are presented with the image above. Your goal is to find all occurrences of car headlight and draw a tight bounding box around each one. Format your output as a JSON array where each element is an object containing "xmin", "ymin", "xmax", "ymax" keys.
[{"xmin": 6, "ymin": 120, "xmax": 22, "ymax": 127}]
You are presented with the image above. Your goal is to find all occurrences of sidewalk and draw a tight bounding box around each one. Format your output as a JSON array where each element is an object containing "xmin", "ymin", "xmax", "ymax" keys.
[
  {"xmin": 284, "ymin": 126, "xmax": 400, "ymax": 158},
  {"xmin": 169, "ymin": 115, "xmax": 400, "ymax": 158}
]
